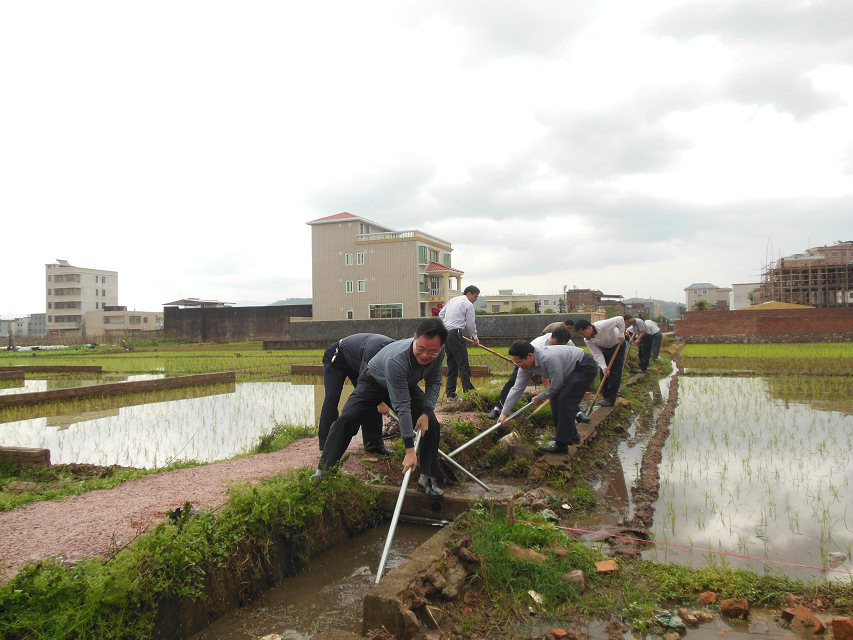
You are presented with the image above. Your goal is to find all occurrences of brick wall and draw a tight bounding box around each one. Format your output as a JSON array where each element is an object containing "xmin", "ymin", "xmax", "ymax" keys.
[
  {"xmin": 164, "ymin": 305, "xmax": 312, "ymax": 342},
  {"xmin": 675, "ymin": 308, "xmax": 853, "ymax": 343}
]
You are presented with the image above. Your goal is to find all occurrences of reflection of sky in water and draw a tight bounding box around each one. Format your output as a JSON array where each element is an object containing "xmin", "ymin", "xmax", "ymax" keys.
[
  {"xmin": 0, "ymin": 382, "xmax": 315, "ymax": 468},
  {"xmin": 0, "ymin": 373, "xmax": 164, "ymax": 395},
  {"xmin": 650, "ymin": 376, "xmax": 853, "ymax": 582}
]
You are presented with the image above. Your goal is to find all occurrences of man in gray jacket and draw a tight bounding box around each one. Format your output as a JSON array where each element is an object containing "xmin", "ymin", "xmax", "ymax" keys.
[
  {"xmin": 499, "ymin": 340, "xmax": 598, "ymax": 454},
  {"xmin": 316, "ymin": 318, "xmax": 448, "ymax": 497}
]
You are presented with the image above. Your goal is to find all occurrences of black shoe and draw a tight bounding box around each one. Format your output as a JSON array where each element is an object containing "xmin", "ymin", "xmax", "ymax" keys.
[
  {"xmin": 364, "ymin": 443, "xmax": 392, "ymax": 457},
  {"xmin": 576, "ymin": 412, "xmax": 591, "ymax": 424},
  {"xmin": 487, "ymin": 406, "xmax": 501, "ymax": 420},
  {"xmin": 314, "ymin": 468, "xmax": 325, "ymax": 480},
  {"xmin": 599, "ymin": 399, "xmax": 615, "ymax": 407},
  {"xmin": 445, "ymin": 393, "xmax": 457, "ymax": 400},
  {"xmin": 538, "ymin": 444, "xmax": 569, "ymax": 454},
  {"xmin": 417, "ymin": 475, "xmax": 444, "ymax": 498}
]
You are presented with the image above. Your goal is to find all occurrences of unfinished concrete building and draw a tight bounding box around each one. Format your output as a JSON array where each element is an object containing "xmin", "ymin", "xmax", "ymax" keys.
[{"xmin": 755, "ymin": 241, "xmax": 853, "ymax": 307}]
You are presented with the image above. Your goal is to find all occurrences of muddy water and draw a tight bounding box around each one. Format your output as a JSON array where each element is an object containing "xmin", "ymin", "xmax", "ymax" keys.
[
  {"xmin": 648, "ymin": 375, "xmax": 853, "ymax": 581},
  {"xmin": 191, "ymin": 524, "xmax": 436, "ymax": 640}
]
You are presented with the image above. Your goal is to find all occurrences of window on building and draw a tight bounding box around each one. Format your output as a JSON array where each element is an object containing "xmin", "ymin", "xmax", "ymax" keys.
[
  {"xmin": 702, "ymin": 289, "xmax": 707, "ymax": 295},
  {"xmin": 47, "ymin": 289, "xmax": 52, "ymax": 295},
  {"xmin": 359, "ymin": 222, "xmax": 368, "ymax": 235},
  {"xmin": 130, "ymin": 316, "xmax": 142, "ymax": 324},
  {"xmin": 492, "ymin": 305, "xmax": 500, "ymax": 313},
  {"xmin": 95, "ymin": 289, "xmax": 99, "ymax": 296},
  {"xmin": 442, "ymin": 253, "xmax": 451, "ymax": 267},
  {"xmin": 419, "ymin": 274, "xmax": 428, "ymax": 292},
  {"xmin": 143, "ymin": 317, "xmax": 148, "ymax": 323},
  {"xmin": 48, "ymin": 316, "xmax": 52, "ymax": 322},
  {"xmin": 48, "ymin": 302, "xmax": 52, "ymax": 309},
  {"xmin": 346, "ymin": 309, "xmax": 354, "ymax": 320},
  {"xmin": 430, "ymin": 249, "xmax": 439, "ymax": 262},
  {"xmin": 102, "ymin": 289, "xmax": 106, "ymax": 297},
  {"xmin": 345, "ymin": 253, "xmax": 353, "ymax": 266},
  {"xmin": 47, "ymin": 275, "xmax": 51, "ymax": 281},
  {"xmin": 357, "ymin": 279, "xmax": 365, "ymax": 292},
  {"xmin": 95, "ymin": 302, "xmax": 99, "ymax": 309},
  {"xmin": 369, "ymin": 303, "xmax": 403, "ymax": 319},
  {"xmin": 346, "ymin": 280, "xmax": 353, "ymax": 293},
  {"xmin": 102, "ymin": 276, "xmax": 106, "ymax": 283},
  {"xmin": 418, "ymin": 245, "xmax": 428, "ymax": 264},
  {"xmin": 356, "ymin": 252, "xmax": 365, "ymax": 265}
]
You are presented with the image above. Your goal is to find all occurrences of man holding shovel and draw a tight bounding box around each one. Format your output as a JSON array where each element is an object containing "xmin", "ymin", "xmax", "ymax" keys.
[
  {"xmin": 316, "ymin": 318, "xmax": 448, "ymax": 497},
  {"xmin": 487, "ymin": 326, "xmax": 573, "ymax": 420},
  {"xmin": 498, "ymin": 340, "xmax": 597, "ymax": 453},
  {"xmin": 439, "ymin": 285, "xmax": 480, "ymax": 399},
  {"xmin": 575, "ymin": 316, "xmax": 626, "ymax": 407}
]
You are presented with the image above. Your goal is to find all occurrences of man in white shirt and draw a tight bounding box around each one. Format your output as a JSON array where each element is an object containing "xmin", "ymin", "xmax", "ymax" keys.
[
  {"xmin": 438, "ymin": 285, "xmax": 480, "ymax": 399},
  {"xmin": 575, "ymin": 316, "xmax": 626, "ymax": 407},
  {"xmin": 625, "ymin": 314, "xmax": 660, "ymax": 371},
  {"xmin": 645, "ymin": 319, "xmax": 663, "ymax": 363}
]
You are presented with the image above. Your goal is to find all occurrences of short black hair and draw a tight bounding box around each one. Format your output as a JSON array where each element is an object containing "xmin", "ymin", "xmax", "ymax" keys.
[
  {"xmin": 550, "ymin": 327, "xmax": 571, "ymax": 344},
  {"xmin": 623, "ymin": 314, "xmax": 634, "ymax": 321},
  {"xmin": 574, "ymin": 319, "xmax": 592, "ymax": 332},
  {"xmin": 463, "ymin": 285, "xmax": 480, "ymax": 295},
  {"xmin": 415, "ymin": 318, "xmax": 448, "ymax": 344},
  {"xmin": 508, "ymin": 340, "xmax": 534, "ymax": 359},
  {"xmin": 562, "ymin": 319, "xmax": 575, "ymax": 327}
]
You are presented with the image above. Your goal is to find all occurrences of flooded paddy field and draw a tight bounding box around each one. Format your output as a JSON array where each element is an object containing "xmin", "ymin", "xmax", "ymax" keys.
[
  {"xmin": 0, "ymin": 373, "xmax": 165, "ymax": 396},
  {"xmin": 647, "ymin": 375, "xmax": 853, "ymax": 580}
]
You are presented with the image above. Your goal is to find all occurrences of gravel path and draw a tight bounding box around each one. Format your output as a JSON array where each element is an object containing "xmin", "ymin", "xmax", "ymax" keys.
[{"xmin": 0, "ymin": 437, "xmax": 367, "ymax": 582}]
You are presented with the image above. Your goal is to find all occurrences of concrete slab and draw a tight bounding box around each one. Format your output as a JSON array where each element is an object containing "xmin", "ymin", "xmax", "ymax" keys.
[{"xmin": 363, "ymin": 526, "xmax": 454, "ymax": 638}]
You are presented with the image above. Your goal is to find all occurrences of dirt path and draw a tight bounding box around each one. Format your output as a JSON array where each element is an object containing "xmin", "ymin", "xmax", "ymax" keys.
[{"xmin": 0, "ymin": 437, "xmax": 368, "ymax": 582}]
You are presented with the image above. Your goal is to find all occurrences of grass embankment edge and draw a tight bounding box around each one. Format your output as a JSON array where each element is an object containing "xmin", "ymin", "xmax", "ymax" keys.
[{"xmin": 0, "ymin": 468, "xmax": 380, "ymax": 640}]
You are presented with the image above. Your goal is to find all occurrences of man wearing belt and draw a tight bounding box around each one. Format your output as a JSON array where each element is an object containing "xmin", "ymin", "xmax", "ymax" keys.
[
  {"xmin": 318, "ymin": 333, "xmax": 394, "ymax": 454},
  {"xmin": 316, "ymin": 318, "xmax": 448, "ymax": 497},
  {"xmin": 499, "ymin": 340, "xmax": 597, "ymax": 454},
  {"xmin": 438, "ymin": 285, "xmax": 480, "ymax": 399},
  {"xmin": 487, "ymin": 326, "xmax": 572, "ymax": 420},
  {"xmin": 575, "ymin": 316, "xmax": 626, "ymax": 407}
]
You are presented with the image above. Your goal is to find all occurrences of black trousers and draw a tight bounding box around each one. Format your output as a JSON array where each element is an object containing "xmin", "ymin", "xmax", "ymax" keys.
[
  {"xmin": 445, "ymin": 329, "xmax": 474, "ymax": 395},
  {"xmin": 318, "ymin": 342, "xmax": 381, "ymax": 451},
  {"xmin": 637, "ymin": 335, "xmax": 653, "ymax": 371},
  {"xmin": 650, "ymin": 332, "xmax": 663, "ymax": 361},
  {"xmin": 497, "ymin": 367, "xmax": 519, "ymax": 406},
  {"xmin": 550, "ymin": 354, "xmax": 597, "ymax": 445},
  {"xmin": 319, "ymin": 374, "xmax": 441, "ymax": 478},
  {"xmin": 598, "ymin": 343, "xmax": 626, "ymax": 404}
]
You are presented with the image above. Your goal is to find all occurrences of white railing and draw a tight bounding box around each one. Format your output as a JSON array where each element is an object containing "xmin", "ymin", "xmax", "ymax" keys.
[
  {"xmin": 356, "ymin": 230, "xmax": 451, "ymax": 247},
  {"xmin": 429, "ymin": 288, "xmax": 444, "ymax": 296}
]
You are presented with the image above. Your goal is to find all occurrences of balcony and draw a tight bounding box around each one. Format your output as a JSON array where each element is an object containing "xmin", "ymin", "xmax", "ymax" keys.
[{"xmin": 356, "ymin": 229, "xmax": 451, "ymax": 249}]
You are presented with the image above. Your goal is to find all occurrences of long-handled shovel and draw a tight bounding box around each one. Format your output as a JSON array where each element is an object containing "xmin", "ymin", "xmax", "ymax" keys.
[
  {"xmin": 582, "ymin": 341, "xmax": 624, "ymax": 418},
  {"xmin": 386, "ymin": 409, "xmax": 492, "ymax": 492},
  {"xmin": 375, "ymin": 429, "xmax": 422, "ymax": 584},
  {"xmin": 447, "ymin": 401, "xmax": 534, "ymax": 458},
  {"xmin": 463, "ymin": 336, "xmax": 515, "ymax": 366}
]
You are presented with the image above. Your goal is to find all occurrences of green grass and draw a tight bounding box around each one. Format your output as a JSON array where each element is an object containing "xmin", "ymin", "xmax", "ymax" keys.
[
  {"xmin": 459, "ymin": 507, "xmax": 853, "ymax": 634},
  {"xmin": 680, "ymin": 342, "xmax": 853, "ymax": 358},
  {"xmin": 0, "ymin": 469, "xmax": 379, "ymax": 640},
  {"xmin": 0, "ymin": 460, "xmax": 201, "ymax": 512},
  {"xmin": 250, "ymin": 422, "xmax": 317, "ymax": 454}
]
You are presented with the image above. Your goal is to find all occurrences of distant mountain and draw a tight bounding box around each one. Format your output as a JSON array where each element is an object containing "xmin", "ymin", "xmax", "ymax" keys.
[
  {"xmin": 622, "ymin": 297, "xmax": 685, "ymax": 320},
  {"xmin": 268, "ymin": 298, "xmax": 312, "ymax": 306},
  {"xmin": 234, "ymin": 300, "xmax": 272, "ymax": 307}
]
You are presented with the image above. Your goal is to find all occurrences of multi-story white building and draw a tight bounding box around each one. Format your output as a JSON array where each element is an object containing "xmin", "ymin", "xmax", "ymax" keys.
[
  {"xmin": 730, "ymin": 283, "xmax": 761, "ymax": 310},
  {"xmin": 46, "ymin": 259, "xmax": 118, "ymax": 336},
  {"xmin": 307, "ymin": 212, "xmax": 463, "ymax": 320},
  {"xmin": 684, "ymin": 282, "xmax": 732, "ymax": 310}
]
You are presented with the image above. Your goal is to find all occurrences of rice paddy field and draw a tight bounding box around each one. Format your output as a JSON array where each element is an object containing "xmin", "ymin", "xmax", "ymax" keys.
[{"xmin": 1, "ymin": 339, "xmax": 851, "ymax": 585}]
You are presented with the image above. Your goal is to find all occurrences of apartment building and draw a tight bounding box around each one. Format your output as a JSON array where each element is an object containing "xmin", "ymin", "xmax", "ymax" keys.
[
  {"xmin": 731, "ymin": 283, "xmax": 761, "ymax": 310},
  {"xmin": 755, "ymin": 241, "xmax": 852, "ymax": 307},
  {"xmin": 46, "ymin": 259, "xmax": 118, "ymax": 336},
  {"xmin": 564, "ymin": 288, "xmax": 624, "ymax": 311},
  {"xmin": 684, "ymin": 283, "xmax": 732, "ymax": 310},
  {"xmin": 84, "ymin": 309, "xmax": 163, "ymax": 338},
  {"xmin": 0, "ymin": 313, "xmax": 48, "ymax": 338},
  {"xmin": 479, "ymin": 290, "xmax": 564, "ymax": 314},
  {"xmin": 307, "ymin": 212, "xmax": 462, "ymax": 320}
]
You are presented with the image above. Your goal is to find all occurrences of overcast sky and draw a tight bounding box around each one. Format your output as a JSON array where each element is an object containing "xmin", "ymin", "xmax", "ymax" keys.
[{"xmin": 2, "ymin": 0, "xmax": 851, "ymax": 317}]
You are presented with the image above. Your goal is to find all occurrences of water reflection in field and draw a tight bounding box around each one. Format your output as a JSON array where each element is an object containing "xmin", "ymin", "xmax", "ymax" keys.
[
  {"xmin": 648, "ymin": 376, "xmax": 853, "ymax": 581},
  {"xmin": 0, "ymin": 381, "xmax": 324, "ymax": 468}
]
